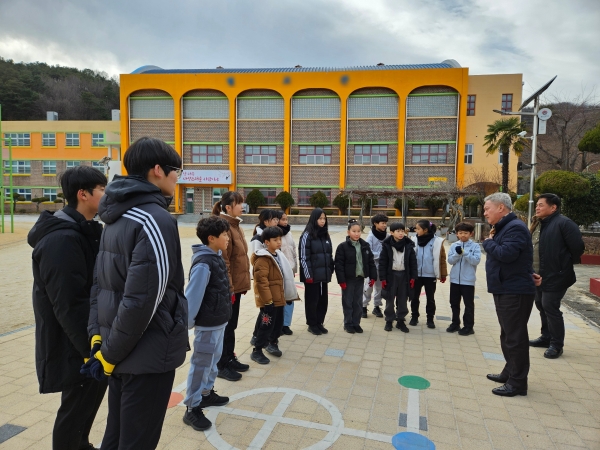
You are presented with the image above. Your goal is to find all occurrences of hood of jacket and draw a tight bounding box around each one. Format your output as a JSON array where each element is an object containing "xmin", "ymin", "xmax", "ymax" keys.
[
  {"xmin": 27, "ymin": 206, "xmax": 99, "ymax": 248},
  {"xmin": 99, "ymin": 175, "xmax": 170, "ymax": 225},
  {"xmin": 191, "ymin": 243, "xmax": 222, "ymax": 262}
]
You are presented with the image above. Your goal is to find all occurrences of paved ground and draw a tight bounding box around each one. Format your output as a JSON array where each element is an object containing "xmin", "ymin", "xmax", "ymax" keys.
[{"xmin": 1, "ymin": 217, "xmax": 600, "ymax": 449}]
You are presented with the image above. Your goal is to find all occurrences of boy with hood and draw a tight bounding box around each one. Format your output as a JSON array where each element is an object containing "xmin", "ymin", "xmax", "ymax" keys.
[
  {"xmin": 29, "ymin": 165, "xmax": 107, "ymax": 450},
  {"xmin": 82, "ymin": 138, "xmax": 189, "ymax": 449},
  {"xmin": 362, "ymin": 214, "xmax": 389, "ymax": 319},
  {"xmin": 183, "ymin": 216, "xmax": 232, "ymax": 432}
]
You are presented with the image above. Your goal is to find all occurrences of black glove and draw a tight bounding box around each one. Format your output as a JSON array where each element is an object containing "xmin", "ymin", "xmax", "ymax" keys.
[
  {"xmin": 80, "ymin": 351, "xmax": 114, "ymax": 381},
  {"xmin": 286, "ymin": 301, "xmax": 292, "ymax": 305},
  {"xmin": 456, "ymin": 246, "xmax": 463, "ymax": 255}
]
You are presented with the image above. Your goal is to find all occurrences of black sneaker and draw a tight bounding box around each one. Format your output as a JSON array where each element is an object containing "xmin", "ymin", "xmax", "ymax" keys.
[
  {"xmin": 384, "ymin": 321, "xmax": 393, "ymax": 332},
  {"xmin": 217, "ymin": 366, "xmax": 242, "ymax": 382},
  {"xmin": 281, "ymin": 326, "xmax": 293, "ymax": 335},
  {"xmin": 362, "ymin": 307, "xmax": 368, "ymax": 318},
  {"xmin": 199, "ymin": 389, "xmax": 229, "ymax": 407},
  {"xmin": 372, "ymin": 306, "xmax": 383, "ymax": 318},
  {"xmin": 266, "ymin": 342, "xmax": 282, "ymax": 357},
  {"xmin": 354, "ymin": 325, "xmax": 364, "ymax": 333},
  {"xmin": 446, "ymin": 323, "xmax": 460, "ymax": 333},
  {"xmin": 344, "ymin": 325, "xmax": 355, "ymax": 334},
  {"xmin": 307, "ymin": 325, "xmax": 322, "ymax": 335},
  {"xmin": 409, "ymin": 317, "xmax": 418, "ymax": 326},
  {"xmin": 183, "ymin": 406, "xmax": 212, "ymax": 431},
  {"xmin": 396, "ymin": 321, "xmax": 409, "ymax": 333},
  {"xmin": 458, "ymin": 327, "xmax": 474, "ymax": 336},
  {"xmin": 229, "ymin": 356, "xmax": 249, "ymax": 372},
  {"xmin": 251, "ymin": 348, "xmax": 270, "ymax": 364},
  {"xmin": 426, "ymin": 320, "xmax": 436, "ymax": 329},
  {"xmin": 318, "ymin": 324, "xmax": 329, "ymax": 334},
  {"xmin": 250, "ymin": 335, "xmax": 257, "ymax": 346}
]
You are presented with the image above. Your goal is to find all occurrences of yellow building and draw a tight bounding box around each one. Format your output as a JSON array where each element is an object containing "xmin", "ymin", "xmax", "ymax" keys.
[
  {"xmin": 120, "ymin": 61, "xmax": 521, "ymax": 215},
  {"xmin": 1, "ymin": 119, "xmax": 120, "ymax": 211}
]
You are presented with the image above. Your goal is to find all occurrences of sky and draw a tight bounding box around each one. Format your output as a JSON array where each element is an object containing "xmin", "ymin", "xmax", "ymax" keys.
[{"xmin": 0, "ymin": 0, "xmax": 598, "ymax": 101}]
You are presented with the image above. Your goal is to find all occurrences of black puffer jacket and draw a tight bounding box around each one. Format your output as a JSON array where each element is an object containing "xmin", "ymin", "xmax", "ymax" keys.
[
  {"xmin": 379, "ymin": 236, "xmax": 418, "ymax": 301},
  {"xmin": 334, "ymin": 237, "xmax": 377, "ymax": 284},
  {"xmin": 538, "ymin": 211, "xmax": 585, "ymax": 292},
  {"xmin": 88, "ymin": 176, "xmax": 188, "ymax": 374},
  {"xmin": 28, "ymin": 206, "xmax": 103, "ymax": 393},
  {"xmin": 298, "ymin": 231, "xmax": 334, "ymax": 283}
]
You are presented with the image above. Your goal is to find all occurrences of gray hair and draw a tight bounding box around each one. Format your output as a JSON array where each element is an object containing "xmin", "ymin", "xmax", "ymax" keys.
[{"xmin": 484, "ymin": 192, "xmax": 513, "ymax": 211}]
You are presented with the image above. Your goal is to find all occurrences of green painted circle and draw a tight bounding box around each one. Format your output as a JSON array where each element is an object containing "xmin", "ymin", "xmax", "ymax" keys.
[{"xmin": 398, "ymin": 375, "xmax": 430, "ymax": 390}]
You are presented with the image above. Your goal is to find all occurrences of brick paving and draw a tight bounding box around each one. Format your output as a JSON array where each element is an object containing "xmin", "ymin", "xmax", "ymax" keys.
[{"xmin": 1, "ymin": 222, "xmax": 599, "ymax": 449}]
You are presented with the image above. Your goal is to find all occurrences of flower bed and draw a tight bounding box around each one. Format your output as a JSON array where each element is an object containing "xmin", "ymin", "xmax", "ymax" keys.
[{"xmin": 582, "ymin": 236, "xmax": 600, "ymax": 265}]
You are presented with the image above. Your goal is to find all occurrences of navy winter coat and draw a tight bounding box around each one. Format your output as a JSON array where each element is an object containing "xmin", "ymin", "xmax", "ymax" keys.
[
  {"xmin": 298, "ymin": 231, "xmax": 334, "ymax": 283},
  {"xmin": 483, "ymin": 213, "xmax": 535, "ymax": 295}
]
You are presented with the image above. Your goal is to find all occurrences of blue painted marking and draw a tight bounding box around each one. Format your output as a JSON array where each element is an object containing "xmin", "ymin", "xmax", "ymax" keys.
[
  {"xmin": 283, "ymin": 76, "xmax": 291, "ymax": 84},
  {"xmin": 482, "ymin": 352, "xmax": 505, "ymax": 361},
  {"xmin": 435, "ymin": 316, "xmax": 451, "ymax": 321},
  {"xmin": 392, "ymin": 432, "xmax": 435, "ymax": 449},
  {"xmin": 227, "ymin": 77, "xmax": 235, "ymax": 86},
  {"xmin": 0, "ymin": 324, "xmax": 35, "ymax": 338},
  {"xmin": 324, "ymin": 348, "xmax": 345, "ymax": 357},
  {"xmin": 0, "ymin": 424, "xmax": 27, "ymax": 444},
  {"xmin": 340, "ymin": 75, "xmax": 349, "ymax": 85}
]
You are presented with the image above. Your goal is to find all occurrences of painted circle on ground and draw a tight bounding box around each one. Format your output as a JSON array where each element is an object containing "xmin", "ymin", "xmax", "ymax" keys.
[
  {"xmin": 392, "ymin": 432, "xmax": 435, "ymax": 449},
  {"xmin": 398, "ymin": 376, "xmax": 430, "ymax": 390},
  {"xmin": 167, "ymin": 392, "xmax": 184, "ymax": 408}
]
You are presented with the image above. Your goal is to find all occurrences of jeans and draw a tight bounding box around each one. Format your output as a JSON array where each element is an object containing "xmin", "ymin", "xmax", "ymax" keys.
[
  {"xmin": 184, "ymin": 326, "xmax": 226, "ymax": 408},
  {"xmin": 534, "ymin": 287, "xmax": 568, "ymax": 348},
  {"xmin": 283, "ymin": 301, "xmax": 294, "ymax": 327}
]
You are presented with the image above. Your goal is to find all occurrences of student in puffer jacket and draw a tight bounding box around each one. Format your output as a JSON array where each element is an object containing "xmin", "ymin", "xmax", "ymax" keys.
[
  {"xmin": 446, "ymin": 222, "xmax": 481, "ymax": 336},
  {"xmin": 278, "ymin": 211, "xmax": 298, "ymax": 335}
]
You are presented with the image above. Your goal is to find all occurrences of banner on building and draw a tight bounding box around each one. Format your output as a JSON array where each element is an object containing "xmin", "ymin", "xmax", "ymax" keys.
[{"xmin": 178, "ymin": 170, "xmax": 232, "ymax": 185}]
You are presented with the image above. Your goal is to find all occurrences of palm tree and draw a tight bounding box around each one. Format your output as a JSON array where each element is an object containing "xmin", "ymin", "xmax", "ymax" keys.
[{"xmin": 483, "ymin": 117, "xmax": 527, "ymax": 194}]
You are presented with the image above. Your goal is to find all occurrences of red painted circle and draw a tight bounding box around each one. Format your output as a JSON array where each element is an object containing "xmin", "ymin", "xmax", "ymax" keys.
[{"xmin": 167, "ymin": 392, "xmax": 184, "ymax": 408}]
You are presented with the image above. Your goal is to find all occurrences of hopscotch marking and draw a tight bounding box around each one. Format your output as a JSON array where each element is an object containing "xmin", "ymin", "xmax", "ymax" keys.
[{"xmin": 173, "ymin": 386, "xmax": 394, "ymax": 449}]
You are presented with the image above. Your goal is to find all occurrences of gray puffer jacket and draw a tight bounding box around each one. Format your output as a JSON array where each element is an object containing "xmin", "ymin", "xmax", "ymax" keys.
[{"xmin": 88, "ymin": 175, "xmax": 188, "ymax": 375}]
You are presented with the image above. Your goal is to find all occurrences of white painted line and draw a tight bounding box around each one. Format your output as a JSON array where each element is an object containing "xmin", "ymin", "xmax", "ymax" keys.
[
  {"xmin": 248, "ymin": 391, "xmax": 296, "ymax": 449},
  {"xmin": 406, "ymin": 388, "xmax": 420, "ymax": 433}
]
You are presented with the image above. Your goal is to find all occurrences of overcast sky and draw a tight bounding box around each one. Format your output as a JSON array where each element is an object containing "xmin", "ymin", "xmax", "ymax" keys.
[{"xmin": 0, "ymin": 0, "xmax": 598, "ymax": 101}]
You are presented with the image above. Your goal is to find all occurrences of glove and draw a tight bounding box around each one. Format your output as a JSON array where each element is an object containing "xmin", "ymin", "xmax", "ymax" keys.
[
  {"xmin": 381, "ymin": 280, "xmax": 387, "ymax": 289},
  {"xmin": 456, "ymin": 246, "xmax": 463, "ymax": 255},
  {"xmin": 90, "ymin": 334, "xmax": 102, "ymax": 356},
  {"xmin": 231, "ymin": 293, "xmax": 236, "ymax": 304},
  {"xmin": 339, "ymin": 283, "xmax": 347, "ymax": 290},
  {"xmin": 410, "ymin": 279, "xmax": 415, "ymax": 289},
  {"xmin": 440, "ymin": 277, "xmax": 446, "ymax": 283},
  {"xmin": 80, "ymin": 350, "xmax": 115, "ymax": 381},
  {"xmin": 305, "ymin": 278, "xmax": 314, "ymax": 284},
  {"xmin": 286, "ymin": 301, "xmax": 292, "ymax": 305},
  {"xmin": 368, "ymin": 279, "xmax": 376, "ymax": 288}
]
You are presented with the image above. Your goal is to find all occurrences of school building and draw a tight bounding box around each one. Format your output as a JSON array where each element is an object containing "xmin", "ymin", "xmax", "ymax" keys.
[
  {"xmin": 120, "ymin": 60, "xmax": 521, "ymax": 215},
  {"xmin": 1, "ymin": 118, "xmax": 120, "ymax": 212}
]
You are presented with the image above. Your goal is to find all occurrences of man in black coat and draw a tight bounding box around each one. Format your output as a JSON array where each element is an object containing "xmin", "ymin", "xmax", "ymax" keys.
[
  {"xmin": 29, "ymin": 166, "xmax": 107, "ymax": 450},
  {"xmin": 529, "ymin": 193, "xmax": 585, "ymax": 359},
  {"xmin": 482, "ymin": 193, "xmax": 541, "ymax": 397},
  {"xmin": 83, "ymin": 138, "xmax": 189, "ymax": 450}
]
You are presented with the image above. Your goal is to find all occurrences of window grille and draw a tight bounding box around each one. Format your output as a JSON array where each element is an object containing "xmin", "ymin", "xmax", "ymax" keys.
[
  {"xmin": 238, "ymin": 99, "xmax": 284, "ymax": 119},
  {"xmin": 348, "ymin": 97, "xmax": 398, "ymax": 118},
  {"xmin": 299, "ymin": 146, "xmax": 332, "ymax": 164},
  {"xmin": 3, "ymin": 133, "xmax": 30, "ymax": 146},
  {"xmin": 464, "ymin": 144, "xmax": 473, "ymax": 164},
  {"xmin": 191, "ymin": 145, "xmax": 223, "ymax": 164},
  {"xmin": 411, "ymin": 145, "xmax": 448, "ymax": 164},
  {"xmin": 407, "ymin": 96, "xmax": 458, "ymax": 117},
  {"xmin": 3, "ymin": 160, "xmax": 31, "ymax": 174},
  {"xmin": 43, "ymin": 161, "xmax": 57, "ymax": 174},
  {"xmin": 130, "ymin": 99, "xmax": 174, "ymax": 119},
  {"xmin": 292, "ymin": 98, "xmax": 340, "ymax": 119},
  {"xmin": 42, "ymin": 133, "xmax": 56, "ymax": 146},
  {"xmin": 92, "ymin": 133, "xmax": 104, "ymax": 147},
  {"xmin": 244, "ymin": 146, "xmax": 276, "ymax": 164},
  {"xmin": 183, "ymin": 99, "xmax": 229, "ymax": 119},
  {"xmin": 354, "ymin": 145, "xmax": 388, "ymax": 165},
  {"xmin": 43, "ymin": 189, "xmax": 57, "ymax": 201},
  {"xmin": 66, "ymin": 133, "xmax": 80, "ymax": 146}
]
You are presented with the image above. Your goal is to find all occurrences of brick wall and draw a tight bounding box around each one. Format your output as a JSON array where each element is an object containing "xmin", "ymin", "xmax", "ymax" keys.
[
  {"xmin": 237, "ymin": 121, "xmax": 284, "ymax": 142},
  {"xmin": 406, "ymin": 118, "xmax": 457, "ymax": 142},
  {"xmin": 347, "ymin": 119, "xmax": 397, "ymax": 142},
  {"xmin": 291, "ymin": 121, "xmax": 340, "ymax": 142},
  {"xmin": 238, "ymin": 165, "xmax": 284, "ymax": 186},
  {"xmin": 183, "ymin": 121, "xmax": 229, "ymax": 142},
  {"xmin": 403, "ymin": 165, "xmax": 456, "ymax": 187},
  {"xmin": 291, "ymin": 165, "xmax": 339, "ymax": 186},
  {"xmin": 238, "ymin": 89, "xmax": 281, "ymax": 97},
  {"xmin": 410, "ymin": 86, "xmax": 457, "ymax": 94},
  {"xmin": 346, "ymin": 166, "xmax": 396, "ymax": 188},
  {"xmin": 130, "ymin": 121, "xmax": 175, "ymax": 143},
  {"xmin": 351, "ymin": 87, "xmax": 397, "ymax": 95},
  {"xmin": 294, "ymin": 88, "xmax": 338, "ymax": 96}
]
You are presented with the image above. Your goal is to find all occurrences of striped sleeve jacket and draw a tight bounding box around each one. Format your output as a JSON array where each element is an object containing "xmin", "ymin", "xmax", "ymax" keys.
[{"xmin": 88, "ymin": 175, "xmax": 188, "ymax": 375}]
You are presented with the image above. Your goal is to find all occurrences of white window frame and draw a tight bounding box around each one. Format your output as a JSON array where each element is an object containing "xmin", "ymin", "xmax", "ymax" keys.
[
  {"xmin": 3, "ymin": 133, "xmax": 30, "ymax": 146},
  {"xmin": 299, "ymin": 146, "xmax": 332, "ymax": 165},
  {"xmin": 354, "ymin": 145, "xmax": 388, "ymax": 165},
  {"xmin": 42, "ymin": 161, "xmax": 57, "ymax": 174},
  {"xmin": 5, "ymin": 188, "xmax": 32, "ymax": 201},
  {"xmin": 464, "ymin": 144, "xmax": 473, "ymax": 164},
  {"xmin": 43, "ymin": 189, "xmax": 57, "ymax": 201},
  {"xmin": 66, "ymin": 161, "xmax": 81, "ymax": 168},
  {"xmin": 92, "ymin": 133, "xmax": 104, "ymax": 147},
  {"xmin": 498, "ymin": 152, "xmax": 503, "ymax": 165},
  {"xmin": 191, "ymin": 145, "xmax": 224, "ymax": 164},
  {"xmin": 3, "ymin": 160, "xmax": 31, "ymax": 174},
  {"xmin": 42, "ymin": 133, "xmax": 56, "ymax": 146},
  {"xmin": 66, "ymin": 133, "xmax": 80, "ymax": 147},
  {"xmin": 92, "ymin": 162, "xmax": 107, "ymax": 174}
]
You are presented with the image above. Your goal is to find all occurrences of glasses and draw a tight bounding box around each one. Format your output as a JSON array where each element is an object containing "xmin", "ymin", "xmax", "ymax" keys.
[{"xmin": 163, "ymin": 165, "xmax": 183, "ymax": 179}]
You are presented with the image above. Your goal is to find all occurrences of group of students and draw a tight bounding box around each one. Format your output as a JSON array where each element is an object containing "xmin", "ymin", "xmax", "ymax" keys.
[{"xmin": 29, "ymin": 136, "xmax": 484, "ymax": 449}]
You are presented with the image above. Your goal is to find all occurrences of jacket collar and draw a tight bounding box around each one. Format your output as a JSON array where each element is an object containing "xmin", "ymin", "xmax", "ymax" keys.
[
  {"xmin": 540, "ymin": 210, "xmax": 560, "ymax": 225},
  {"xmin": 221, "ymin": 213, "xmax": 242, "ymax": 224},
  {"xmin": 493, "ymin": 212, "xmax": 517, "ymax": 234}
]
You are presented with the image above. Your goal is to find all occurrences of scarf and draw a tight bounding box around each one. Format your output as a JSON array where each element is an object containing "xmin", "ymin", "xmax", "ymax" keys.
[
  {"xmin": 317, "ymin": 226, "xmax": 328, "ymax": 238},
  {"xmin": 391, "ymin": 236, "xmax": 408, "ymax": 252},
  {"xmin": 371, "ymin": 226, "xmax": 387, "ymax": 241},
  {"xmin": 417, "ymin": 233, "xmax": 435, "ymax": 247},
  {"xmin": 278, "ymin": 223, "xmax": 291, "ymax": 236}
]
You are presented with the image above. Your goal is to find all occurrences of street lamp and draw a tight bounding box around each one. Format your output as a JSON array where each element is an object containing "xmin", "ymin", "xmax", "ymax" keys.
[{"xmin": 493, "ymin": 76, "xmax": 557, "ymax": 228}]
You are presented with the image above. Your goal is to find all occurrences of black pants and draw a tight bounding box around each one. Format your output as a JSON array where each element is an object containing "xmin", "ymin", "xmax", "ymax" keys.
[
  {"xmin": 101, "ymin": 370, "xmax": 175, "ymax": 450},
  {"xmin": 255, "ymin": 305, "xmax": 284, "ymax": 348},
  {"xmin": 534, "ymin": 286, "xmax": 567, "ymax": 349},
  {"xmin": 410, "ymin": 277, "xmax": 437, "ymax": 320},
  {"xmin": 341, "ymin": 277, "xmax": 364, "ymax": 326},
  {"xmin": 217, "ymin": 292, "xmax": 242, "ymax": 370},
  {"xmin": 449, "ymin": 283, "xmax": 475, "ymax": 328},
  {"xmin": 53, "ymin": 378, "xmax": 107, "ymax": 450},
  {"xmin": 385, "ymin": 271, "xmax": 408, "ymax": 322},
  {"xmin": 493, "ymin": 294, "xmax": 535, "ymax": 390},
  {"xmin": 304, "ymin": 282, "xmax": 328, "ymax": 326}
]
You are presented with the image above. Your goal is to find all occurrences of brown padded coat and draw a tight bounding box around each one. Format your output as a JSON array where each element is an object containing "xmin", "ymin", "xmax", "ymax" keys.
[
  {"xmin": 251, "ymin": 253, "xmax": 285, "ymax": 308},
  {"xmin": 218, "ymin": 213, "xmax": 251, "ymax": 293}
]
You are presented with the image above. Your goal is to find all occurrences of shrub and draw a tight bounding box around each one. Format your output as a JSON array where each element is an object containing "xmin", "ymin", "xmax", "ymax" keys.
[
  {"xmin": 412, "ymin": 212, "xmax": 422, "ymax": 217},
  {"xmin": 332, "ymin": 193, "xmax": 350, "ymax": 214},
  {"xmin": 350, "ymin": 209, "xmax": 362, "ymax": 215},
  {"xmin": 424, "ymin": 197, "xmax": 444, "ymax": 215},
  {"xmin": 323, "ymin": 208, "xmax": 337, "ymax": 215},
  {"xmin": 245, "ymin": 189, "xmax": 265, "ymax": 214},
  {"xmin": 508, "ymin": 191, "xmax": 518, "ymax": 204},
  {"xmin": 394, "ymin": 198, "xmax": 416, "ymax": 211},
  {"xmin": 309, "ymin": 191, "xmax": 329, "ymax": 209},
  {"xmin": 384, "ymin": 210, "xmax": 396, "ymax": 216},
  {"xmin": 513, "ymin": 193, "xmax": 530, "ymax": 213},
  {"xmin": 536, "ymin": 170, "xmax": 591, "ymax": 199},
  {"xmin": 290, "ymin": 209, "xmax": 300, "ymax": 215},
  {"xmin": 275, "ymin": 191, "xmax": 294, "ymax": 211},
  {"xmin": 563, "ymin": 173, "xmax": 600, "ymax": 226},
  {"xmin": 31, "ymin": 197, "xmax": 50, "ymax": 212}
]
